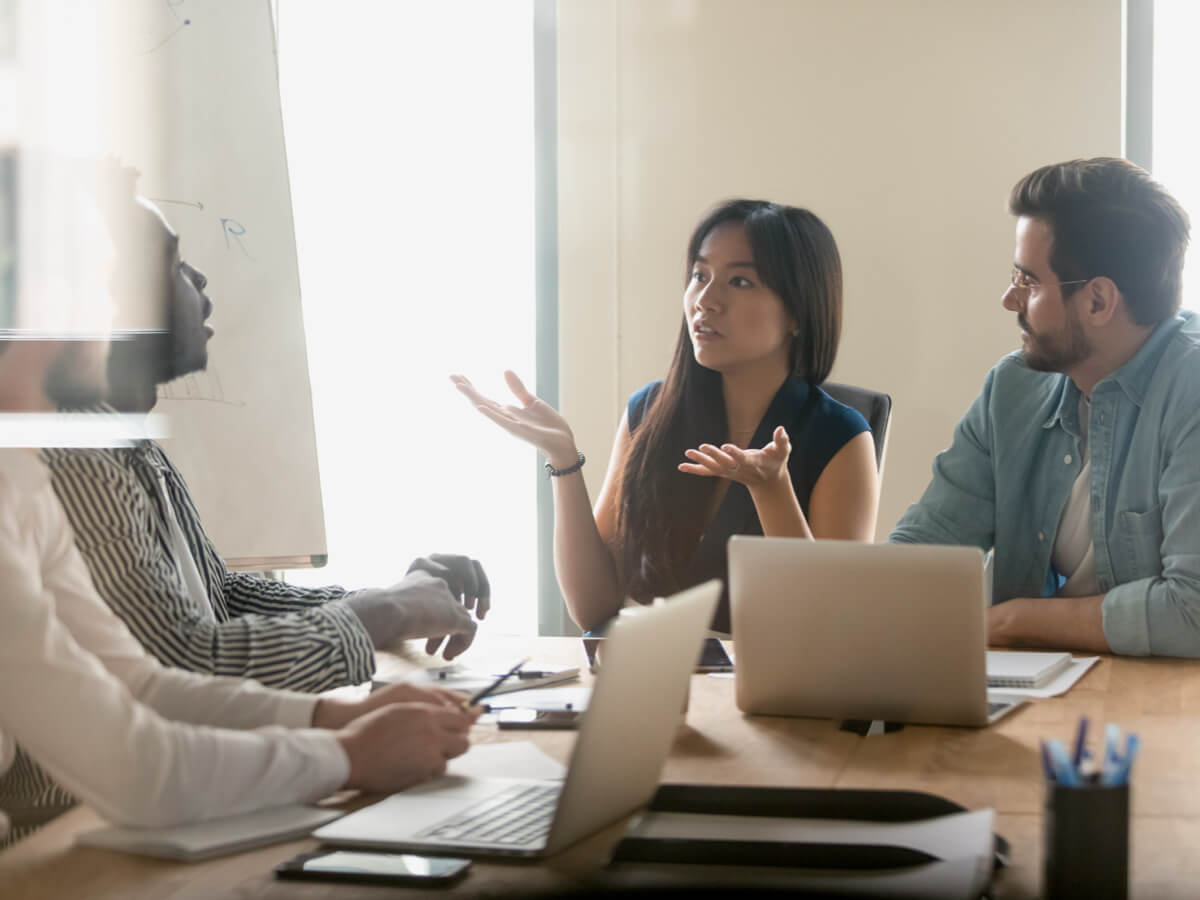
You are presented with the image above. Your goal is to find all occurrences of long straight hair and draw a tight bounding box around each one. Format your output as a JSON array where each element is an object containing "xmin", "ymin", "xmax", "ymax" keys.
[{"xmin": 614, "ymin": 199, "xmax": 843, "ymax": 603}]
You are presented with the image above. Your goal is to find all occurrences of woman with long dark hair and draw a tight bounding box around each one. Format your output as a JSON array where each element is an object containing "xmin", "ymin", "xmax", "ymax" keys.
[{"xmin": 452, "ymin": 199, "xmax": 879, "ymax": 632}]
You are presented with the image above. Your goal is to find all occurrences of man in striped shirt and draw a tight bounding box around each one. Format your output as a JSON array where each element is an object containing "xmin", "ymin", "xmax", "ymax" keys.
[{"xmin": 43, "ymin": 193, "xmax": 490, "ymax": 693}]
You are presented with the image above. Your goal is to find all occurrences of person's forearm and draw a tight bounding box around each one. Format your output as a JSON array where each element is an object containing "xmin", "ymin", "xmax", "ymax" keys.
[
  {"xmin": 550, "ymin": 472, "xmax": 623, "ymax": 632},
  {"xmin": 748, "ymin": 474, "xmax": 813, "ymax": 539},
  {"xmin": 987, "ymin": 595, "xmax": 1110, "ymax": 653}
]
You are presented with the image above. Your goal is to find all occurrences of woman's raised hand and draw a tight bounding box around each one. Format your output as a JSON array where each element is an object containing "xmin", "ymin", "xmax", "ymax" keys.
[
  {"xmin": 679, "ymin": 425, "xmax": 792, "ymax": 490},
  {"xmin": 450, "ymin": 371, "xmax": 579, "ymax": 468}
]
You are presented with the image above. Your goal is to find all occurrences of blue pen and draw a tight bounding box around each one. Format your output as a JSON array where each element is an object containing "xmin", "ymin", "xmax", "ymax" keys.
[
  {"xmin": 1046, "ymin": 738, "xmax": 1081, "ymax": 787},
  {"xmin": 1100, "ymin": 723, "xmax": 1122, "ymax": 786},
  {"xmin": 1111, "ymin": 733, "xmax": 1141, "ymax": 786},
  {"xmin": 1040, "ymin": 739, "xmax": 1055, "ymax": 781},
  {"xmin": 1071, "ymin": 716, "xmax": 1089, "ymax": 771}
]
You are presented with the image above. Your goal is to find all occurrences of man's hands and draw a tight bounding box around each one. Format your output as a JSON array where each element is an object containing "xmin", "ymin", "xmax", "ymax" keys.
[
  {"xmin": 336, "ymin": 701, "xmax": 480, "ymax": 794},
  {"xmin": 406, "ymin": 553, "xmax": 490, "ymax": 621},
  {"xmin": 343, "ymin": 554, "xmax": 490, "ymax": 660},
  {"xmin": 312, "ymin": 682, "xmax": 467, "ymax": 730}
]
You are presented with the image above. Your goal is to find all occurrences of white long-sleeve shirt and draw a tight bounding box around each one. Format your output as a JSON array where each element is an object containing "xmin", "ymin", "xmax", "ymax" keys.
[{"xmin": 0, "ymin": 449, "xmax": 350, "ymax": 829}]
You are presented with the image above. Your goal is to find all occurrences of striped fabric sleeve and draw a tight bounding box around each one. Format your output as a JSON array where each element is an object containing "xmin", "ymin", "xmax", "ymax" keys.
[
  {"xmin": 45, "ymin": 450, "xmax": 375, "ymax": 692},
  {"xmin": 224, "ymin": 571, "xmax": 347, "ymax": 612}
]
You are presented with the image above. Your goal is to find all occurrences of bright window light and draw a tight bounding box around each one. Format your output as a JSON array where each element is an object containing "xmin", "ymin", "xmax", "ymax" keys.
[
  {"xmin": 1153, "ymin": 0, "xmax": 1200, "ymax": 310},
  {"xmin": 278, "ymin": 1, "xmax": 538, "ymax": 635}
]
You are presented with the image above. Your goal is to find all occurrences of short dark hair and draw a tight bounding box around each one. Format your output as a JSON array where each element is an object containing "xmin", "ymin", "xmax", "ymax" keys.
[{"xmin": 1009, "ymin": 157, "xmax": 1190, "ymax": 325}]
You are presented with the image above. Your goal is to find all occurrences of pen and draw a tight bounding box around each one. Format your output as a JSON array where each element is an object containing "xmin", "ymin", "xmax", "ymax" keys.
[
  {"xmin": 1107, "ymin": 732, "xmax": 1140, "ymax": 786},
  {"xmin": 464, "ymin": 657, "xmax": 531, "ymax": 709},
  {"xmin": 1071, "ymin": 715, "xmax": 1089, "ymax": 769},
  {"xmin": 1100, "ymin": 723, "xmax": 1122, "ymax": 786},
  {"xmin": 1046, "ymin": 739, "xmax": 1081, "ymax": 787}
]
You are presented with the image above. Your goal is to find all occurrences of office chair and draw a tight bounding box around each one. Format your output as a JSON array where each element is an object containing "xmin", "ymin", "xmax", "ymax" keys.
[{"xmin": 821, "ymin": 382, "xmax": 892, "ymax": 475}]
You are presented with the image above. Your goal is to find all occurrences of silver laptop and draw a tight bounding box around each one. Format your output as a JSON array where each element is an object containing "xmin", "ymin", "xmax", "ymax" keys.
[
  {"xmin": 313, "ymin": 579, "xmax": 720, "ymax": 857},
  {"xmin": 728, "ymin": 537, "xmax": 1023, "ymax": 727}
]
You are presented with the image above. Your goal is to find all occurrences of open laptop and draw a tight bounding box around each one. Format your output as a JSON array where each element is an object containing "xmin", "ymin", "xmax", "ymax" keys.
[
  {"xmin": 728, "ymin": 537, "xmax": 1024, "ymax": 727},
  {"xmin": 313, "ymin": 579, "xmax": 720, "ymax": 857}
]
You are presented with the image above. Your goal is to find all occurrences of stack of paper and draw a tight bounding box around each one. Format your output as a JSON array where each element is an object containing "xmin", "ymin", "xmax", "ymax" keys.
[{"xmin": 385, "ymin": 663, "xmax": 580, "ymax": 696}]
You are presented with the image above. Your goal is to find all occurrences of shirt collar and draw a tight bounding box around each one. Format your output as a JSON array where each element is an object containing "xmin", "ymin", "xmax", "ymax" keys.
[
  {"xmin": 1097, "ymin": 311, "xmax": 1191, "ymax": 407},
  {"xmin": 1042, "ymin": 376, "xmax": 1082, "ymax": 436},
  {"xmin": 1040, "ymin": 312, "xmax": 1191, "ymax": 431}
]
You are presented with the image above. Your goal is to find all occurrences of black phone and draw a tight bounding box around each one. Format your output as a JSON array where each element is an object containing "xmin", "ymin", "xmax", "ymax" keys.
[
  {"xmin": 696, "ymin": 637, "xmax": 735, "ymax": 673},
  {"xmin": 275, "ymin": 849, "xmax": 471, "ymax": 886},
  {"xmin": 583, "ymin": 636, "xmax": 733, "ymax": 673},
  {"xmin": 496, "ymin": 708, "xmax": 583, "ymax": 730}
]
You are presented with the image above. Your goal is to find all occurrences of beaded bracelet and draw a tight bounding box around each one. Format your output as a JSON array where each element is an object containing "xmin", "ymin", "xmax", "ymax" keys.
[{"xmin": 545, "ymin": 451, "xmax": 586, "ymax": 478}]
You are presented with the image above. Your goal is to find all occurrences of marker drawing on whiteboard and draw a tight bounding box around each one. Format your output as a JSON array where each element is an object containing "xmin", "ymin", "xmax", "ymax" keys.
[
  {"xmin": 220, "ymin": 218, "xmax": 253, "ymax": 258},
  {"xmin": 166, "ymin": 0, "xmax": 188, "ymax": 20},
  {"xmin": 143, "ymin": 19, "xmax": 191, "ymax": 55},
  {"xmin": 150, "ymin": 198, "xmax": 204, "ymax": 211}
]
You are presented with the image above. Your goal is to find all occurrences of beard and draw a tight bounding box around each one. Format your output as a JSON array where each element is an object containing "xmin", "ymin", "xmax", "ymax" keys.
[
  {"xmin": 43, "ymin": 342, "xmax": 107, "ymax": 408},
  {"xmin": 1019, "ymin": 310, "xmax": 1092, "ymax": 373}
]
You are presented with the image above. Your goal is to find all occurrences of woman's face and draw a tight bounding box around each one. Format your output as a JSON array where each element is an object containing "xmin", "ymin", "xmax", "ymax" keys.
[{"xmin": 683, "ymin": 222, "xmax": 795, "ymax": 378}]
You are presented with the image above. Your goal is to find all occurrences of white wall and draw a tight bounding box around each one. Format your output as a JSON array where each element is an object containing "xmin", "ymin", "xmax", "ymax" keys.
[{"xmin": 557, "ymin": 0, "xmax": 1123, "ymax": 539}]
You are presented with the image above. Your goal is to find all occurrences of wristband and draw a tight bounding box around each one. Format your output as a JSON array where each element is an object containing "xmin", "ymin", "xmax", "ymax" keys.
[{"xmin": 545, "ymin": 451, "xmax": 586, "ymax": 478}]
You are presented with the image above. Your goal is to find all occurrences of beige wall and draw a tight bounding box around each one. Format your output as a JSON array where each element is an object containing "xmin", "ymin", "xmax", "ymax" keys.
[{"xmin": 557, "ymin": 0, "xmax": 1123, "ymax": 539}]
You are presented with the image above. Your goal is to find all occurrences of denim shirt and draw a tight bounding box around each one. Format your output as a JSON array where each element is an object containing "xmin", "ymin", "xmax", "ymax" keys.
[{"xmin": 892, "ymin": 311, "xmax": 1200, "ymax": 657}]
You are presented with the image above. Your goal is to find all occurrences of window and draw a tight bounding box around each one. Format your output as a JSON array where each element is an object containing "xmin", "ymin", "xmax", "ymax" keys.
[
  {"xmin": 1152, "ymin": 0, "xmax": 1199, "ymax": 308},
  {"xmin": 278, "ymin": 2, "xmax": 538, "ymax": 634}
]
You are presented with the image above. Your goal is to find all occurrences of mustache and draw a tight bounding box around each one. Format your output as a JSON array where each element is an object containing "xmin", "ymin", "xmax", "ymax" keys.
[{"xmin": 1018, "ymin": 314, "xmax": 1032, "ymax": 334}]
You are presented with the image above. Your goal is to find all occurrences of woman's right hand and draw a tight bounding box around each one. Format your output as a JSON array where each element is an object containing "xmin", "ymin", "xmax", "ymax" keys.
[{"xmin": 450, "ymin": 371, "xmax": 579, "ymax": 469}]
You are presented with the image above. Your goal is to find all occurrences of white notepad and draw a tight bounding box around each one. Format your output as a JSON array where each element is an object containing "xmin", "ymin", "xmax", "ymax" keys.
[
  {"xmin": 986, "ymin": 651, "xmax": 1072, "ymax": 688},
  {"xmin": 75, "ymin": 805, "xmax": 341, "ymax": 861}
]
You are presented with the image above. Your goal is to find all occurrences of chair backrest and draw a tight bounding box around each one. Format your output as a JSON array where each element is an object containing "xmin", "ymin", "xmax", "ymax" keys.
[{"xmin": 821, "ymin": 381, "xmax": 892, "ymax": 474}]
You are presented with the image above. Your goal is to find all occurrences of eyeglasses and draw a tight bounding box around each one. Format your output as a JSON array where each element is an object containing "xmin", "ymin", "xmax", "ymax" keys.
[{"xmin": 1009, "ymin": 266, "xmax": 1091, "ymax": 297}]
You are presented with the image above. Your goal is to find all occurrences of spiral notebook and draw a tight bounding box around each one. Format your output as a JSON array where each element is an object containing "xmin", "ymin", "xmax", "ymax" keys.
[{"xmin": 986, "ymin": 651, "xmax": 1072, "ymax": 689}]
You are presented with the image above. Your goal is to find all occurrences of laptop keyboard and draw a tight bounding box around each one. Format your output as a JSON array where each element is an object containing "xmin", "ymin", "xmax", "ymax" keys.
[{"xmin": 418, "ymin": 782, "xmax": 561, "ymax": 847}]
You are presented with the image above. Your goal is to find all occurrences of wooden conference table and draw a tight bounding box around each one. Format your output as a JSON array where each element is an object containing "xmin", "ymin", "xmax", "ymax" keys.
[{"xmin": 3, "ymin": 638, "xmax": 1200, "ymax": 900}]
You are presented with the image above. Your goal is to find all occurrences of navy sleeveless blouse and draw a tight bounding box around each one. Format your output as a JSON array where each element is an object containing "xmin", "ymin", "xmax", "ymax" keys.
[{"xmin": 626, "ymin": 377, "xmax": 870, "ymax": 633}]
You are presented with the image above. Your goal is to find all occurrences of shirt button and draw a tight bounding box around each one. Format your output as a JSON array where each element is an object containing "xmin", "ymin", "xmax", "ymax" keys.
[
  {"xmin": 1038, "ymin": 532, "xmax": 1045, "ymax": 542},
  {"xmin": 1064, "ymin": 454, "xmax": 1072, "ymax": 464}
]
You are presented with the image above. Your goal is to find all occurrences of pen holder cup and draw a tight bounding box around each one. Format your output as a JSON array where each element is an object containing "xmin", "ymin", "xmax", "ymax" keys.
[{"xmin": 1043, "ymin": 782, "xmax": 1129, "ymax": 900}]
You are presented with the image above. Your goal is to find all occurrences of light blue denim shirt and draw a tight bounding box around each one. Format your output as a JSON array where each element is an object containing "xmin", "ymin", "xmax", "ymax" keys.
[{"xmin": 892, "ymin": 311, "xmax": 1200, "ymax": 657}]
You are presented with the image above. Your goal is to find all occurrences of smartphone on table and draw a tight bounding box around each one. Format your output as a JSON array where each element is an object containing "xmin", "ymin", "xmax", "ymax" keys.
[
  {"xmin": 275, "ymin": 848, "xmax": 471, "ymax": 886},
  {"xmin": 696, "ymin": 637, "xmax": 735, "ymax": 673},
  {"xmin": 496, "ymin": 708, "xmax": 583, "ymax": 730}
]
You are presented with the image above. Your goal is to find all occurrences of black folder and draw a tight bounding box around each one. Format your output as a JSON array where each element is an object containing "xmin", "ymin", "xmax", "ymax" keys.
[{"xmin": 605, "ymin": 785, "xmax": 1005, "ymax": 899}]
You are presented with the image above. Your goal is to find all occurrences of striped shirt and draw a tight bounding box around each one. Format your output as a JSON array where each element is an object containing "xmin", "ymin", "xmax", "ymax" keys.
[
  {"xmin": 0, "ymin": 449, "xmax": 347, "ymax": 845},
  {"xmin": 41, "ymin": 414, "xmax": 375, "ymax": 693}
]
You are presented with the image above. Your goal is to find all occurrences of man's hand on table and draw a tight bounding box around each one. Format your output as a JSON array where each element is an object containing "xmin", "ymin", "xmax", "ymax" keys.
[{"xmin": 343, "ymin": 553, "xmax": 491, "ymax": 660}]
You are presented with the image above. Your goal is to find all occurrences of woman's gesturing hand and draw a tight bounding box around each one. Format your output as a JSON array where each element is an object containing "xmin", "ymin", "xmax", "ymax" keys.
[
  {"xmin": 450, "ymin": 371, "xmax": 579, "ymax": 469},
  {"xmin": 679, "ymin": 425, "xmax": 792, "ymax": 491}
]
